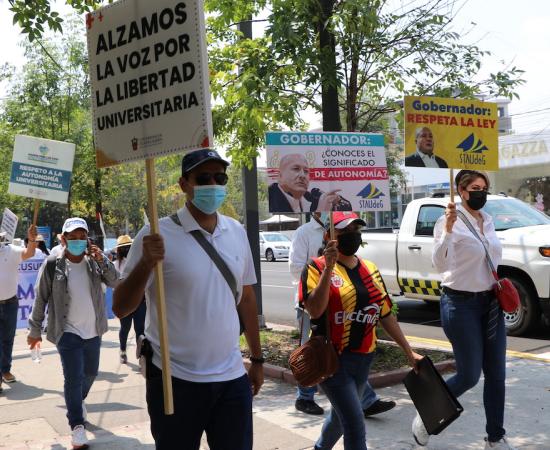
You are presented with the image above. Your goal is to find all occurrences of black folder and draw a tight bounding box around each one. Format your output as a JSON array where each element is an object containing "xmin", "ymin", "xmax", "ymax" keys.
[{"xmin": 403, "ymin": 356, "xmax": 463, "ymax": 435}]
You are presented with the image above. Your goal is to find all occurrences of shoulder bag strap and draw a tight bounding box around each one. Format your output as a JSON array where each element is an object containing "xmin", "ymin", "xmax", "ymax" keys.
[
  {"xmin": 456, "ymin": 210, "xmax": 499, "ymax": 282},
  {"xmin": 170, "ymin": 214, "xmax": 239, "ymax": 305},
  {"xmin": 308, "ymin": 256, "xmax": 333, "ymax": 342}
]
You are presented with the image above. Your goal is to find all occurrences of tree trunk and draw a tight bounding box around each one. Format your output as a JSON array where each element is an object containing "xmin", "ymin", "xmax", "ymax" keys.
[{"xmin": 318, "ymin": 0, "xmax": 341, "ymax": 132}]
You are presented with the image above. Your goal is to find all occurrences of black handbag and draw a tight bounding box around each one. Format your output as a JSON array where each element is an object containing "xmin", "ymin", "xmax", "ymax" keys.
[{"xmin": 403, "ymin": 356, "xmax": 463, "ymax": 435}]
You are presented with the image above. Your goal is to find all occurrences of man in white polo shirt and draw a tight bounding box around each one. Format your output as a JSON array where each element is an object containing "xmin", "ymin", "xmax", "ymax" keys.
[{"xmin": 114, "ymin": 149, "xmax": 263, "ymax": 450}]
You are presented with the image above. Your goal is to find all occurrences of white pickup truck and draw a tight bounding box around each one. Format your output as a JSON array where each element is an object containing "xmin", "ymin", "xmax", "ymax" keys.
[{"xmin": 358, "ymin": 194, "xmax": 550, "ymax": 336}]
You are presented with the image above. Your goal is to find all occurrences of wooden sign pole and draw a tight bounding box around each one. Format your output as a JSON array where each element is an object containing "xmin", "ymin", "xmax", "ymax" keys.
[
  {"xmin": 145, "ymin": 158, "xmax": 174, "ymax": 415},
  {"xmin": 329, "ymin": 211, "xmax": 335, "ymax": 241},
  {"xmin": 449, "ymin": 169, "xmax": 455, "ymax": 201},
  {"xmin": 32, "ymin": 199, "xmax": 40, "ymax": 226}
]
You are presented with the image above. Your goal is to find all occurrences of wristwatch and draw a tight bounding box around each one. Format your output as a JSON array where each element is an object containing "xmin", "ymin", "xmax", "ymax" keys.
[{"xmin": 249, "ymin": 356, "xmax": 265, "ymax": 364}]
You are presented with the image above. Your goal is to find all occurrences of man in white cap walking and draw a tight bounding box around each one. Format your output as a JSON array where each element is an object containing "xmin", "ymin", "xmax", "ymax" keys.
[{"xmin": 28, "ymin": 217, "xmax": 117, "ymax": 449}]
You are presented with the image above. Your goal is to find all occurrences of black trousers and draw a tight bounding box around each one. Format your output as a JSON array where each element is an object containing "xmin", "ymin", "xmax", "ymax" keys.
[
  {"xmin": 118, "ymin": 300, "xmax": 146, "ymax": 352},
  {"xmin": 146, "ymin": 363, "xmax": 253, "ymax": 450}
]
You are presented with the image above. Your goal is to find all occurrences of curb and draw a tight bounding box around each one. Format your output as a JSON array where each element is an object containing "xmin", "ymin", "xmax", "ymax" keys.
[{"xmin": 244, "ymin": 358, "xmax": 456, "ymax": 387}]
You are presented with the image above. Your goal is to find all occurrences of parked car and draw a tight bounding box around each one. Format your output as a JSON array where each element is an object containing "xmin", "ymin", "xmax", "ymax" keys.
[
  {"xmin": 259, "ymin": 232, "xmax": 291, "ymax": 262},
  {"xmin": 357, "ymin": 194, "xmax": 550, "ymax": 336}
]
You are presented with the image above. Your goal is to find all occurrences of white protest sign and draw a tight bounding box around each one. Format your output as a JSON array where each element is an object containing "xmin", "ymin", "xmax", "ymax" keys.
[
  {"xmin": 86, "ymin": 0, "xmax": 213, "ymax": 168},
  {"xmin": 266, "ymin": 131, "xmax": 390, "ymax": 213},
  {"xmin": 8, "ymin": 135, "xmax": 76, "ymax": 204},
  {"xmin": 0, "ymin": 208, "xmax": 18, "ymax": 242}
]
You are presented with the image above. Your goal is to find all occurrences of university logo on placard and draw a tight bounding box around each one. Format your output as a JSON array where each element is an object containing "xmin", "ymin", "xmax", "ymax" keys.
[
  {"xmin": 457, "ymin": 133, "xmax": 489, "ymax": 153},
  {"xmin": 357, "ymin": 183, "xmax": 385, "ymax": 199}
]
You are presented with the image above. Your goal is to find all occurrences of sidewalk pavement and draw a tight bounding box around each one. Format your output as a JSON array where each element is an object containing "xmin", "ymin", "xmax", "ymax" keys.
[{"xmin": 0, "ymin": 320, "xmax": 549, "ymax": 449}]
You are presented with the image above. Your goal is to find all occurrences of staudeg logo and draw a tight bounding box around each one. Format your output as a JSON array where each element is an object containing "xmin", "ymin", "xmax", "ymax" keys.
[
  {"xmin": 39, "ymin": 145, "xmax": 49, "ymax": 156},
  {"xmin": 357, "ymin": 183, "xmax": 385, "ymax": 199},
  {"xmin": 131, "ymin": 137, "xmax": 138, "ymax": 151},
  {"xmin": 457, "ymin": 133, "xmax": 489, "ymax": 153}
]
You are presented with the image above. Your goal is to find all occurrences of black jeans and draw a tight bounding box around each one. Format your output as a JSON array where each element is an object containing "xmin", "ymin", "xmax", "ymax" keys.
[
  {"xmin": 146, "ymin": 363, "xmax": 253, "ymax": 450},
  {"xmin": 118, "ymin": 300, "xmax": 146, "ymax": 352},
  {"xmin": 0, "ymin": 296, "xmax": 18, "ymax": 374}
]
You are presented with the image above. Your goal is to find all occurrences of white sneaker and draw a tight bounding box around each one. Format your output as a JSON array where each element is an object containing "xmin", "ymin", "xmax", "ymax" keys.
[
  {"xmin": 82, "ymin": 401, "xmax": 87, "ymax": 421},
  {"xmin": 71, "ymin": 424, "xmax": 88, "ymax": 449},
  {"xmin": 484, "ymin": 437, "xmax": 517, "ymax": 450},
  {"xmin": 412, "ymin": 412, "xmax": 430, "ymax": 446}
]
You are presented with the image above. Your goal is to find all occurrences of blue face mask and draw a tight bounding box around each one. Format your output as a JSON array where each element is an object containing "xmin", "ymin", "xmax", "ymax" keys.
[
  {"xmin": 192, "ymin": 185, "xmax": 227, "ymax": 215},
  {"xmin": 66, "ymin": 239, "xmax": 87, "ymax": 256},
  {"xmin": 319, "ymin": 212, "xmax": 329, "ymax": 224}
]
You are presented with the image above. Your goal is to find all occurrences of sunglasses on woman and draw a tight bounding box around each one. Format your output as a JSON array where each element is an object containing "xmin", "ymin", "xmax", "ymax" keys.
[{"xmin": 194, "ymin": 172, "xmax": 229, "ymax": 186}]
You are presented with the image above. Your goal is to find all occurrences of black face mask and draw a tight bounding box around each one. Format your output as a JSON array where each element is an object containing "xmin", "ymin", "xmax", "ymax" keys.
[
  {"xmin": 465, "ymin": 190, "xmax": 487, "ymax": 210},
  {"xmin": 337, "ymin": 232, "xmax": 362, "ymax": 256},
  {"xmin": 118, "ymin": 247, "xmax": 130, "ymax": 259}
]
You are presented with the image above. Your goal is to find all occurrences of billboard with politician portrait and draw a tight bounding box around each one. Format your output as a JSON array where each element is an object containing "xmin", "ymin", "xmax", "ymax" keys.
[
  {"xmin": 404, "ymin": 96, "xmax": 499, "ymax": 171},
  {"xmin": 266, "ymin": 131, "xmax": 390, "ymax": 213}
]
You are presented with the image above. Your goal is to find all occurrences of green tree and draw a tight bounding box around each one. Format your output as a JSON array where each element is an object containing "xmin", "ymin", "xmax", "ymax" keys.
[
  {"xmin": 7, "ymin": 0, "xmax": 524, "ymax": 220},
  {"xmin": 0, "ymin": 25, "xmax": 95, "ymax": 237}
]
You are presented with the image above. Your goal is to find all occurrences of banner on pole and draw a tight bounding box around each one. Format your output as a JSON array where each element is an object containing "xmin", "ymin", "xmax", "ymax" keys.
[
  {"xmin": 86, "ymin": 0, "xmax": 213, "ymax": 168},
  {"xmin": 404, "ymin": 96, "xmax": 499, "ymax": 170},
  {"xmin": 8, "ymin": 135, "xmax": 75, "ymax": 204},
  {"xmin": 16, "ymin": 258, "xmax": 44, "ymax": 329},
  {"xmin": 266, "ymin": 131, "xmax": 390, "ymax": 213}
]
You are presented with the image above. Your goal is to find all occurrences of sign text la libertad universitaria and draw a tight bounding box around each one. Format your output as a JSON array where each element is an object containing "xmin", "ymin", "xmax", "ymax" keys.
[
  {"xmin": 266, "ymin": 131, "xmax": 390, "ymax": 213},
  {"xmin": 404, "ymin": 96, "xmax": 499, "ymax": 171},
  {"xmin": 8, "ymin": 135, "xmax": 76, "ymax": 204},
  {"xmin": 86, "ymin": 0, "xmax": 213, "ymax": 168}
]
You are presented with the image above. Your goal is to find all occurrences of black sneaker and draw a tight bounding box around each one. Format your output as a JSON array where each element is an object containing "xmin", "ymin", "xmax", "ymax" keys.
[
  {"xmin": 295, "ymin": 399, "xmax": 324, "ymax": 415},
  {"xmin": 363, "ymin": 399, "xmax": 396, "ymax": 417}
]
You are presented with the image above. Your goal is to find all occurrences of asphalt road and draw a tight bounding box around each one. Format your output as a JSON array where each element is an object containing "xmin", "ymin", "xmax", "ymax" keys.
[{"xmin": 259, "ymin": 261, "xmax": 550, "ymax": 355}]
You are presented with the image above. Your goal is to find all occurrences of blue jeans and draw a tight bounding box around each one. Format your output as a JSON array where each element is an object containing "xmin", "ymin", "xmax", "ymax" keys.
[
  {"xmin": 440, "ymin": 291, "xmax": 507, "ymax": 442},
  {"xmin": 0, "ymin": 296, "xmax": 19, "ymax": 374},
  {"xmin": 56, "ymin": 332, "xmax": 101, "ymax": 429},
  {"xmin": 296, "ymin": 307, "xmax": 317, "ymax": 401},
  {"xmin": 316, "ymin": 351, "xmax": 375, "ymax": 450},
  {"xmin": 360, "ymin": 380, "xmax": 379, "ymax": 410},
  {"xmin": 146, "ymin": 364, "xmax": 252, "ymax": 450}
]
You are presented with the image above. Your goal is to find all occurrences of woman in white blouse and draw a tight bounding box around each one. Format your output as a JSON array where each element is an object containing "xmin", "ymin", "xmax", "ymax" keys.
[{"xmin": 412, "ymin": 170, "xmax": 515, "ymax": 450}]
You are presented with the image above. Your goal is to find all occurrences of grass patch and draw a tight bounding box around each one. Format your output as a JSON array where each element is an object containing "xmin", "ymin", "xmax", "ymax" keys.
[{"xmin": 240, "ymin": 329, "xmax": 452, "ymax": 372}]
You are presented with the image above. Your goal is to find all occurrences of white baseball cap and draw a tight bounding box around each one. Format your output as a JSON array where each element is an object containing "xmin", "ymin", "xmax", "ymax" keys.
[{"xmin": 62, "ymin": 217, "xmax": 89, "ymax": 234}]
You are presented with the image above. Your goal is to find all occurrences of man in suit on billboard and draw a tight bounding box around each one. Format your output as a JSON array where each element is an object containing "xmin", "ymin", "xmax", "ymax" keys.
[
  {"xmin": 268, "ymin": 154, "xmax": 352, "ymax": 213},
  {"xmin": 405, "ymin": 127, "xmax": 448, "ymax": 168}
]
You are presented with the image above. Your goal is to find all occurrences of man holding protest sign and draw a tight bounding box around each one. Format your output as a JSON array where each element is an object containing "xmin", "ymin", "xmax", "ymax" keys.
[
  {"xmin": 114, "ymin": 149, "xmax": 263, "ymax": 450},
  {"xmin": 28, "ymin": 217, "xmax": 117, "ymax": 449},
  {"xmin": 0, "ymin": 225, "xmax": 37, "ymax": 390}
]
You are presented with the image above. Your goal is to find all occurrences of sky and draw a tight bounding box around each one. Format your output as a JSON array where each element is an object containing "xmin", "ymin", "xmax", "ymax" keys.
[{"xmin": 0, "ymin": 0, "xmax": 549, "ymax": 186}]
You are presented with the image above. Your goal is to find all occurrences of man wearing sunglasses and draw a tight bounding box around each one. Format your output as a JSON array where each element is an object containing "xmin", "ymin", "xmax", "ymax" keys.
[{"xmin": 113, "ymin": 148, "xmax": 263, "ymax": 450}]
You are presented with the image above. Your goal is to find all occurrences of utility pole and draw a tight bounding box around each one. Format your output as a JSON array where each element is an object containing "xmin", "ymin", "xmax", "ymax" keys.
[{"xmin": 237, "ymin": 18, "xmax": 266, "ymax": 328}]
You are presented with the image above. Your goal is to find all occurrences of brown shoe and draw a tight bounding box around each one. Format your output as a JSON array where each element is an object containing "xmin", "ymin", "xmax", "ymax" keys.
[{"xmin": 2, "ymin": 372, "xmax": 16, "ymax": 383}]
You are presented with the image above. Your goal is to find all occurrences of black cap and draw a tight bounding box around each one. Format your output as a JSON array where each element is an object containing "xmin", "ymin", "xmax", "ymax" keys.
[{"xmin": 181, "ymin": 149, "xmax": 229, "ymax": 175}]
